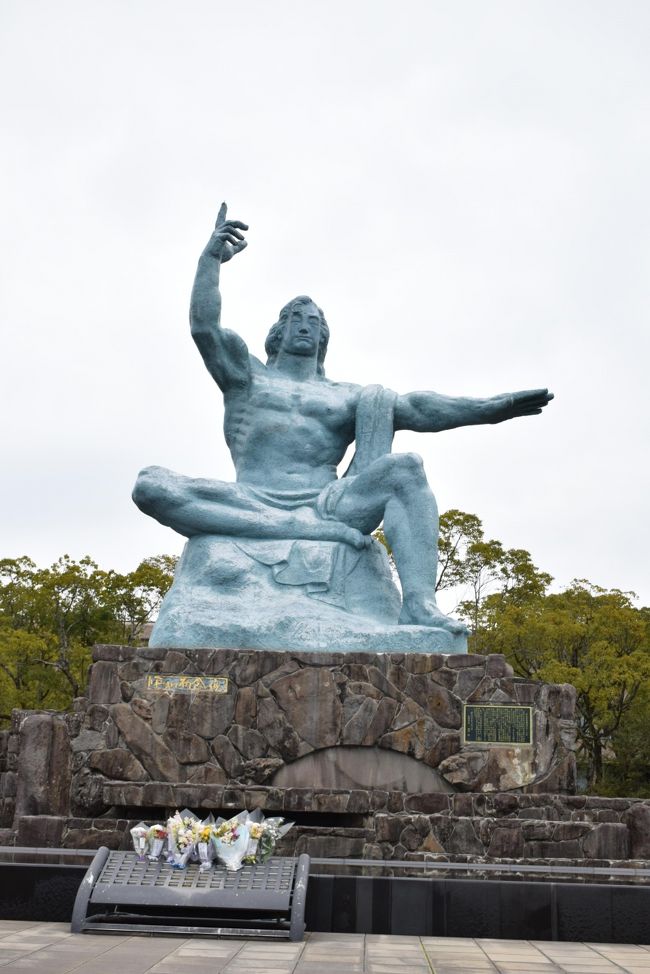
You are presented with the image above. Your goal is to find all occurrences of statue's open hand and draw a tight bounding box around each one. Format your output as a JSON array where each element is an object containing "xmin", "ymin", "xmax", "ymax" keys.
[
  {"xmin": 490, "ymin": 388, "xmax": 554, "ymax": 423},
  {"xmin": 205, "ymin": 202, "xmax": 249, "ymax": 263}
]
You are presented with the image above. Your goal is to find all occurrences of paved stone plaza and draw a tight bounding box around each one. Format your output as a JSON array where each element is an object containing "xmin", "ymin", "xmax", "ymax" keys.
[{"xmin": 1, "ymin": 923, "xmax": 650, "ymax": 973}]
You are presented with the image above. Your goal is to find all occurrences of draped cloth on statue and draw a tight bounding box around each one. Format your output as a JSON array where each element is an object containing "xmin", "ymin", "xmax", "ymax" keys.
[{"xmin": 345, "ymin": 383, "xmax": 397, "ymax": 477}]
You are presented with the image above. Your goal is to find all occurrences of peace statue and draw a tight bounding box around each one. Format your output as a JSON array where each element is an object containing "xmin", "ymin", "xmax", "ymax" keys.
[{"xmin": 134, "ymin": 205, "xmax": 552, "ymax": 653}]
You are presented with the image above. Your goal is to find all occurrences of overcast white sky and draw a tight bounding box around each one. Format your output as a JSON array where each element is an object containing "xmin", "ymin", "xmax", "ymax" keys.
[{"xmin": 1, "ymin": 1, "xmax": 649, "ymax": 606}]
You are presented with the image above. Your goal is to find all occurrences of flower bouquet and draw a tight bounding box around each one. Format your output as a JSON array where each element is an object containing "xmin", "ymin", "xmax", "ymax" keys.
[
  {"xmin": 137, "ymin": 805, "xmax": 292, "ymax": 872},
  {"xmin": 196, "ymin": 815, "xmax": 216, "ymax": 872},
  {"xmin": 130, "ymin": 822, "xmax": 149, "ymax": 861},
  {"xmin": 244, "ymin": 810, "xmax": 294, "ymax": 864},
  {"xmin": 166, "ymin": 809, "xmax": 200, "ymax": 868},
  {"xmin": 212, "ymin": 812, "xmax": 249, "ymax": 871},
  {"xmin": 147, "ymin": 824, "xmax": 167, "ymax": 861}
]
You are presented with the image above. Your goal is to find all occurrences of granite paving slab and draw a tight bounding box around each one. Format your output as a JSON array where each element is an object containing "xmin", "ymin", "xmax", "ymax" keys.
[{"xmin": 0, "ymin": 928, "xmax": 649, "ymax": 972}]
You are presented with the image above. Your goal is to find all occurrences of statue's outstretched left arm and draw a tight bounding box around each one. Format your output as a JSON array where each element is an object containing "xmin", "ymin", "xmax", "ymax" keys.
[{"xmin": 394, "ymin": 388, "xmax": 553, "ymax": 432}]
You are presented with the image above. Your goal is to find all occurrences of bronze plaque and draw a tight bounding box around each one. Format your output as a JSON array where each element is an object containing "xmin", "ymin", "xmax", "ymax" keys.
[
  {"xmin": 463, "ymin": 704, "xmax": 532, "ymax": 745},
  {"xmin": 145, "ymin": 674, "xmax": 229, "ymax": 694}
]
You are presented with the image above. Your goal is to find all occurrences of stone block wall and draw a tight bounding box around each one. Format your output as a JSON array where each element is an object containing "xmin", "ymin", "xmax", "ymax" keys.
[
  {"xmin": 371, "ymin": 801, "xmax": 650, "ymax": 862},
  {"xmin": 0, "ymin": 644, "xmax": 603, "ymax": 864},
  {"xmin": 7, "ymin": 789, "xmax": 650, "ymax": 872},
  {"xmin": 0, "ymin": 728, "xmax": 14, "ymax": 830},
  {"xmin": 1, "ymin": 709, "xmax": 76, "ymax": 833},
  {"xmin": 68, "ymin": 645, "xmax": 576, "ymax": 808}
]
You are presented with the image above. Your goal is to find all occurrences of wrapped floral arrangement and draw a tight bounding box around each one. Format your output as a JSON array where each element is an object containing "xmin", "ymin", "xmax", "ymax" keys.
[
  {"xmin": 196, "ymin": 816, "xmax": 216, "ymax": 872},
  {"xmin": 212, "ymin": 813, "xmax": 249, "ymax": 872},
  {"xmin": 147, "ymin": 824, "xmax": 167, "ymax": 861},
  {"xmin": 130, "ymin": 807, "xmax": 294, "ymax": 871},
  {"xmin": 166, "ymin": 810, "xmax": 200, "ymax": 868},
  {"xmin": 244, "ymin": 810, "xmax": 294, "ymax": 864},
  {"xmin": 130, "ymin": 822, "xmax": 149, "ymax": 860}
]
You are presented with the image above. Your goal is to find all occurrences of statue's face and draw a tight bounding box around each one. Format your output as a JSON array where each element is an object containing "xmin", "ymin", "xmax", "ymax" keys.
[{"xmin": 281, "ymin": 301, "xmax": 321, "ymax": 357}]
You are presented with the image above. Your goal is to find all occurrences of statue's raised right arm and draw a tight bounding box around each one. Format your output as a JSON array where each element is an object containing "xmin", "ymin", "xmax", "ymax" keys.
[{"xmin": 190, "ymin": 204, "xmax": 250, "ymax": 392}]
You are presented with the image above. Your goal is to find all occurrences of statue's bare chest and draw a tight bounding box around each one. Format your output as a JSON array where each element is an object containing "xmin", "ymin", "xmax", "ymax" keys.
[{"xmin": 229, "ymin": 373, "xmax": 358, "ymax": 433}]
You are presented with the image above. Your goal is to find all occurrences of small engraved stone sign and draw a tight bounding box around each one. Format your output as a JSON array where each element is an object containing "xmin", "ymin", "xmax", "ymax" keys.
[
  {"xmin": 463, "ymin": 704, "xmax": 532, "ymax": 745},
  {"xmin": 145, "ymin": 674, "xmax": 228, "ymax": 694}
]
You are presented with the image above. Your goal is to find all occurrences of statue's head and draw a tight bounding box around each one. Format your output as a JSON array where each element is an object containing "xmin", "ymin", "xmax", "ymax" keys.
[{"xmin": 265, "ymin": 296, "xmax": 329, "ymax": 375}]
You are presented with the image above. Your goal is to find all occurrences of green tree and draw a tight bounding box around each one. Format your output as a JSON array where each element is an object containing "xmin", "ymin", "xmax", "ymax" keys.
[
  {"xmin": 379, "ymin": 509, "xmax": 650, "ymax": 792},
  {"xmin": 605, "ymin": 686, "xmax": 650, "ymax": 797},
  {"xmin": 106, "ymin": 555, "xmax": 178, "ymax": 645},
  {"xmin": 474, "ymin": 580, "xmax": 650, "ymax": 787},
  {"xmin": 436, "ymin": 509, "xmax": 487, "ymax": 597},
  {"xmin": 0, "ymin": 554, "xmax": 176, "ymax": 724},
  {"xmin": 436, "ymin": 510, "xmax": 552, "ymax": 628}
]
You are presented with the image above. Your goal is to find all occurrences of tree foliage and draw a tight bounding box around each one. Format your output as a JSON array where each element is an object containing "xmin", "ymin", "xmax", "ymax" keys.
[
  {"xmin": 0, "ymin": 554, "xmax": 176, "ymax": 722},
  {"xmin": 437, "ymin": 509, "xmax": 552, "ymax": 627},
  {"xmin": 473, "ymin": 579, "xmax": 650, "ymax": 787},
  {"xmin": 605, "ymin": 685, "xmax": 650, "ymax": 797},
  {"xmin": 376, "ymin": 510, "xmax": 650, "ymax": 793}
]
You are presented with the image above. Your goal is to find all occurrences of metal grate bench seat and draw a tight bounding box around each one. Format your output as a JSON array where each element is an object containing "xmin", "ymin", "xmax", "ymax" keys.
[{"xmin": 71, "ymin": 848, "xmax": 310, "ymax": 941}]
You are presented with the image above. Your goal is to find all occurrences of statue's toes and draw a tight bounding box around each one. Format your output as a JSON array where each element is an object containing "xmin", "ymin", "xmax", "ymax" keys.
[{"xmin": 344, "ymin": 527, "xmax": 366, "ymax": 550}]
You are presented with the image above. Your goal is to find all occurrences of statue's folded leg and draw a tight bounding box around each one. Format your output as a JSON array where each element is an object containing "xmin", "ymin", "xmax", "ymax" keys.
[
  {"xmin": 132, "ymin": 466, "xmax": 369, "ymax": 548},
  {"xmin": 328, "ymin": 453, "xmax": 467, "ymax": 633}
]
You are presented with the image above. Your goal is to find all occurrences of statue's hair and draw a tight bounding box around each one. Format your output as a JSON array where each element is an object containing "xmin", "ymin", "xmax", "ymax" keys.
[{"xmin": 265, "ymin": 296, "xmax": 329, "ymax": 376}]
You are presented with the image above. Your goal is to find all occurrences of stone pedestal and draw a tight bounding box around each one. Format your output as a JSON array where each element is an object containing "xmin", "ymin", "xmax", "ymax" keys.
[
  {"xmin": 16, "ymin": 646, "xmax": 575, "ymax": 810},
  {"xmin": 0, "ymin": 645, "xmax": 588, "ymax": 859},
  {"xmin": 2, "ymin": 648, "xmax": 649, "ymax": 870},
  {"xmin": 87, "ymin": 645, "xmax": 577, "ymax": 796},
  {"xmin": 150, "ymin": 536, "xmax": 467, "ymax": 653}
]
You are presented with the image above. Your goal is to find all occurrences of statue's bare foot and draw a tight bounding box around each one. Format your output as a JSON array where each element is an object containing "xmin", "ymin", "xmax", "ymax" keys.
[
  {"xmin": 399, "ymin": 598, "xmax": 468, "ymax": 633},
  {"xmin": 294, "ymin": 508, "xmax": 370, "ymax": 550}
]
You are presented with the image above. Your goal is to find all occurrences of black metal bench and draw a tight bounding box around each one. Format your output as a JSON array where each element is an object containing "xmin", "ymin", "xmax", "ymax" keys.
[{"xmin": 71, "ymin": 848, "xmax": 310, "ymax": 941}]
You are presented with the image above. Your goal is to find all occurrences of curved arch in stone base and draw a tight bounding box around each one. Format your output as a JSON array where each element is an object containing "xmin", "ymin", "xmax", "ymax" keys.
[{"xmin": 270, "ymin": 745, "xmax": 455, "ymax": 793}]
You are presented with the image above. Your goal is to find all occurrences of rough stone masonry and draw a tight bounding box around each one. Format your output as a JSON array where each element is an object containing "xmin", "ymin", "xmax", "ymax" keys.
[
  {"xmin": 80, "ymin": 646, "xmax": 575, "ymax": 796},
  {"xmin": 0, "ymin": 646, "xmax": 582, "ymax": 850},
  {"xmin": 2, "ymin": 645, "xmax": 650, "ymax": 865}
]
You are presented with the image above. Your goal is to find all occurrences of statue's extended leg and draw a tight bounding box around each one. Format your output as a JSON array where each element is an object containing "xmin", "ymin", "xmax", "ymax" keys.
[
  {"xmin": 132, "ymin": 466, "xmax": 369, "ymax": 549},
  {"xmin": 331, "ymin": 453, "xmax": 466, "ymax": 632}
]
